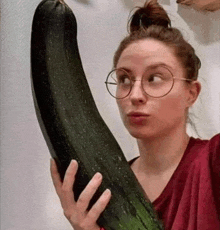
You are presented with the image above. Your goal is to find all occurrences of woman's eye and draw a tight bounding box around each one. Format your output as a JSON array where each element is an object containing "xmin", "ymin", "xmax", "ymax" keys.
[
  {"xmin": 117, "ymin": 75, "xmax": 131, "ymax": 84},
  {"xmin": 148, "ymin": 74, "xmax": 163, "ymax": 82}
]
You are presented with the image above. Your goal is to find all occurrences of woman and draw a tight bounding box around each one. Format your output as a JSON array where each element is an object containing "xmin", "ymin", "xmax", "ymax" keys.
[{"xmin": 50, "ymin": 0, "xmax": 220, "ymax": 229}]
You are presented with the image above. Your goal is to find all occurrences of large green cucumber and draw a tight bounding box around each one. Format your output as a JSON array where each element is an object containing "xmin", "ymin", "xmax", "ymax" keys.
[{"xmin": 31, "ymin": 0, "xmax": 163, "ymax": 229}]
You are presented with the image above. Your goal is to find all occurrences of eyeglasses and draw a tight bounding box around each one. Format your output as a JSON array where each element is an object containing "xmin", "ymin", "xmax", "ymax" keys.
[{"xmin": 105, "ymin": 66, "xmax": 194, "ymax": 99}]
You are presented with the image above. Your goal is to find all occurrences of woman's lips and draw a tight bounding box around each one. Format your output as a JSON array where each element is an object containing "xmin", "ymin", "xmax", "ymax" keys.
[{"xmin": 127, "ymin": 112, "xmax": 149, "ymax": 125}]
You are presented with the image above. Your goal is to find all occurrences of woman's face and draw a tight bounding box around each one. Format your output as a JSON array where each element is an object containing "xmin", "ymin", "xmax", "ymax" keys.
[{"xmin": 116, "ymin": 39, "xmax": 197, "ymax": 139}]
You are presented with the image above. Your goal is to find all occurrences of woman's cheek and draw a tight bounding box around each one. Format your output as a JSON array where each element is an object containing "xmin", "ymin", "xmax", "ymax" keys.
[
  {"xmin": 118, "ymin": 103, "xmax": 127, "ymax": 123},
  {"xmin": 158, "ymin": 95, "xmax": 187, "ymax": 124}
]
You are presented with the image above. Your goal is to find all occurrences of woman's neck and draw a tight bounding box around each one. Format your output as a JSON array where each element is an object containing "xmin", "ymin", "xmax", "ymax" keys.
[{"xmin": 135, "ymin": 129, "xmax": 190, "ymax": 176}]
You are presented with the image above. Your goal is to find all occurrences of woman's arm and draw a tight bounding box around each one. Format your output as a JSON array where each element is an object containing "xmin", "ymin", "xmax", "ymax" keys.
[{"xmin": 50, "ymin": 159, "xmax": 111, "ymax": 230}]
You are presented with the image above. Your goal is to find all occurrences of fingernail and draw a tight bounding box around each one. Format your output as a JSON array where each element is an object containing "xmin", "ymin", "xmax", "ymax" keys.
[
  {"xmin": 104, "ymin": 189, "xmax": 111, "ymax": 196},
  {"xmin": 95, "ymin": 172, "xmax": 102, "ymax": 180},
  {"xmin": 71, "ymin": 159, "xmax": 78, "ymax": 167}
]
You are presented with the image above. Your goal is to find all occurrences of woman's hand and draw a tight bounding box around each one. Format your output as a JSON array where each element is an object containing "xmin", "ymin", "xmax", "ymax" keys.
[{"xmin": 50, "ymin": 159, "xmax": 111, "ymax": 230}]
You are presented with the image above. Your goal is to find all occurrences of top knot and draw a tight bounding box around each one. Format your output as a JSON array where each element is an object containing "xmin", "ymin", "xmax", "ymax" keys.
[{"xmin": 129, "ymin": 0, "xmax": 171, "ymax": 34}]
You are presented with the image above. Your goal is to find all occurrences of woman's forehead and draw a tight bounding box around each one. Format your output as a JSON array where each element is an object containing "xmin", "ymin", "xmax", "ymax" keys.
[{"xmin": 117, "ymin": 39, "xmax": 180, "ymax": 71}]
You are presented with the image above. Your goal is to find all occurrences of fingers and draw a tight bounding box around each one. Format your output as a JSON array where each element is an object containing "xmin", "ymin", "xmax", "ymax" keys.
[
  {"xmin": 50, "ymin": 158, "xmax": 112, "ymax": 229},
  {"xmin": 76, "ymin": 172, "xmax": 103, "ymax": 212},
  {"xmin": 87, "ymin": 189, "xmax": 111, "ymax": 223},
  {"xmin": 60, "ymin": 160, "xmax": 78, "ymax": 210},
  {"xmin": 50, "ymin": 159, "xmax": 78, "ymax": 203},
  {"xmin": 62, "ymin": 159, "xmax": 78, "ymax": 191}
]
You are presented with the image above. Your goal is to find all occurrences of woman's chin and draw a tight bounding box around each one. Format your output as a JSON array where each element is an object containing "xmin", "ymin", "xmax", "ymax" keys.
[
  {"xmin": 127, "ymin": 128, "xmax": 156, "ymax": 140},
  {"xmin": 125, "ymin": 123, "xmax": 168, "ymax": 140}
]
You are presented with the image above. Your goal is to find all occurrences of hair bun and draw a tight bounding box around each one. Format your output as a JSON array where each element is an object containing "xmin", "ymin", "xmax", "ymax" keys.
[{"xmin": 129, "ymin": 0, "xmax": 171, "ymax": 33}]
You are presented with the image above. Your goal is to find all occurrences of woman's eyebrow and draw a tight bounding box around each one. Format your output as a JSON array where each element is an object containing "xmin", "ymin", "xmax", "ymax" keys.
[
  {"xmin": 118, "ymin": 67, "xmax": 133, "ymax": 73},
  {"xmin": 118, "ymin": 63, "xmax": 174, "ymax": 72},
  {"xmin": 146, "ymin": 63, "xmax": 174, "ymax": 71}
]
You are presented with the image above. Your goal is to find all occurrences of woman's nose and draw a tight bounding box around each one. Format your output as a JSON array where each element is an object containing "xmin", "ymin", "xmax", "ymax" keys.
[{"xmin": 129, "ymin": 80, "xmax": 147, "ymax": 104}]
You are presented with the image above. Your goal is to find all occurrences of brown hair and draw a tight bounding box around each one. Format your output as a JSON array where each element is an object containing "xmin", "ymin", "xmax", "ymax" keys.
[{"xmin": 113, "ymin": 0, "xmax": 201, "ymax": 81}]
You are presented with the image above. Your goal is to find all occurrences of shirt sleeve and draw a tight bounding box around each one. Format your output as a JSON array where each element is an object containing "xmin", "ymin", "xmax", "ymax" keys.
[{"xmin": 209, "ymin": 134, "xmax": 220, "ymax": 218}]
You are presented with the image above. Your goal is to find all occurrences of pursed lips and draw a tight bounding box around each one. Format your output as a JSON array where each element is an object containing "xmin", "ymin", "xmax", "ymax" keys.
[
  {"xmin": 127, "ymin": 112, "xmax": 150, "ymax": 117},
  {"xmin": 127, "ymin": 112, "xmax": 150, "ymax": 124}
]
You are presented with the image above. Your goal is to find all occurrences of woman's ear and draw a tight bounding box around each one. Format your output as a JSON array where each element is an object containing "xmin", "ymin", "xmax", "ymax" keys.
[{"xmin": 186, "ymin": 80, "xmax": 201, "ymax": 107}]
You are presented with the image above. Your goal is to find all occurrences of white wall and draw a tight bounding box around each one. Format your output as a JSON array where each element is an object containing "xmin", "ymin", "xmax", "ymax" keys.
[{"xmin": 1, "ymin": 0, "xmax": 219, "ymax": 229}]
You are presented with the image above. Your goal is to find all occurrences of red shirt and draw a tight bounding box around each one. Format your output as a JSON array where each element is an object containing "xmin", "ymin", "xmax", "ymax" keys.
[
  {"xmin": 101, "ymin": 134, "xmax": 220, "ymax": 230},
  {"xmin": 153, "ymin": 134, "xmax": 220, "ymax": 230}
]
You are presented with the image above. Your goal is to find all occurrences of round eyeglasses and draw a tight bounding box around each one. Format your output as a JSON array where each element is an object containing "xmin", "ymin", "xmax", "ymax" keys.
[{"xmin": 105, "ymin": 66, "xmax": 193, "ymax": 99}]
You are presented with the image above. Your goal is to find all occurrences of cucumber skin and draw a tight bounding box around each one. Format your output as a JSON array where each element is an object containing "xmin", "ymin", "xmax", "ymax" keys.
[{"xmin": 31, "ymin": 0, "xmax": 164, "ymax": 229}]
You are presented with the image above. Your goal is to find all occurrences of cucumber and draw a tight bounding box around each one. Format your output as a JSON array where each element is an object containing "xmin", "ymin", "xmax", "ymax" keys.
[{"xmin": 31, "ymin": 0, "xmax": 163, "ymax": 229}]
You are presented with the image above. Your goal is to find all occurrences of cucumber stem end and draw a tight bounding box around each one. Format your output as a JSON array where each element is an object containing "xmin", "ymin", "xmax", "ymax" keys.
[{"xmin": 59, "ymin": 0, "xmax": 65, "ymax": 5}]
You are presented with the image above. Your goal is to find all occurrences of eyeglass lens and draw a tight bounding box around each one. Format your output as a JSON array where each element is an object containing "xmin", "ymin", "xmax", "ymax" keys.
[{"xmin": 106, "ymin": 66, "xmax": 174, "ymax": 99}]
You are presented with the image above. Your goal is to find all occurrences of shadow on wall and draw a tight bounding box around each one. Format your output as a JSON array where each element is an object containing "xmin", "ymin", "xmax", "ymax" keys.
[
  {"xmin": 121, "ymin": 0, "xmax": 171, "ymax": 9},
  {"xmin": 120, "ymin": 0, "xmax": 134, "ymax": 9},
  {"xmin": 160, "ymin": 0, "xmax": 170, "ymax": 5},
  {"xmin": 177, "ymin": 5, "xmax": 220, "ymax": 44},
  {"xmin": 71, "ymin": 0, "xmax": 91, "ymax": 5}
]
